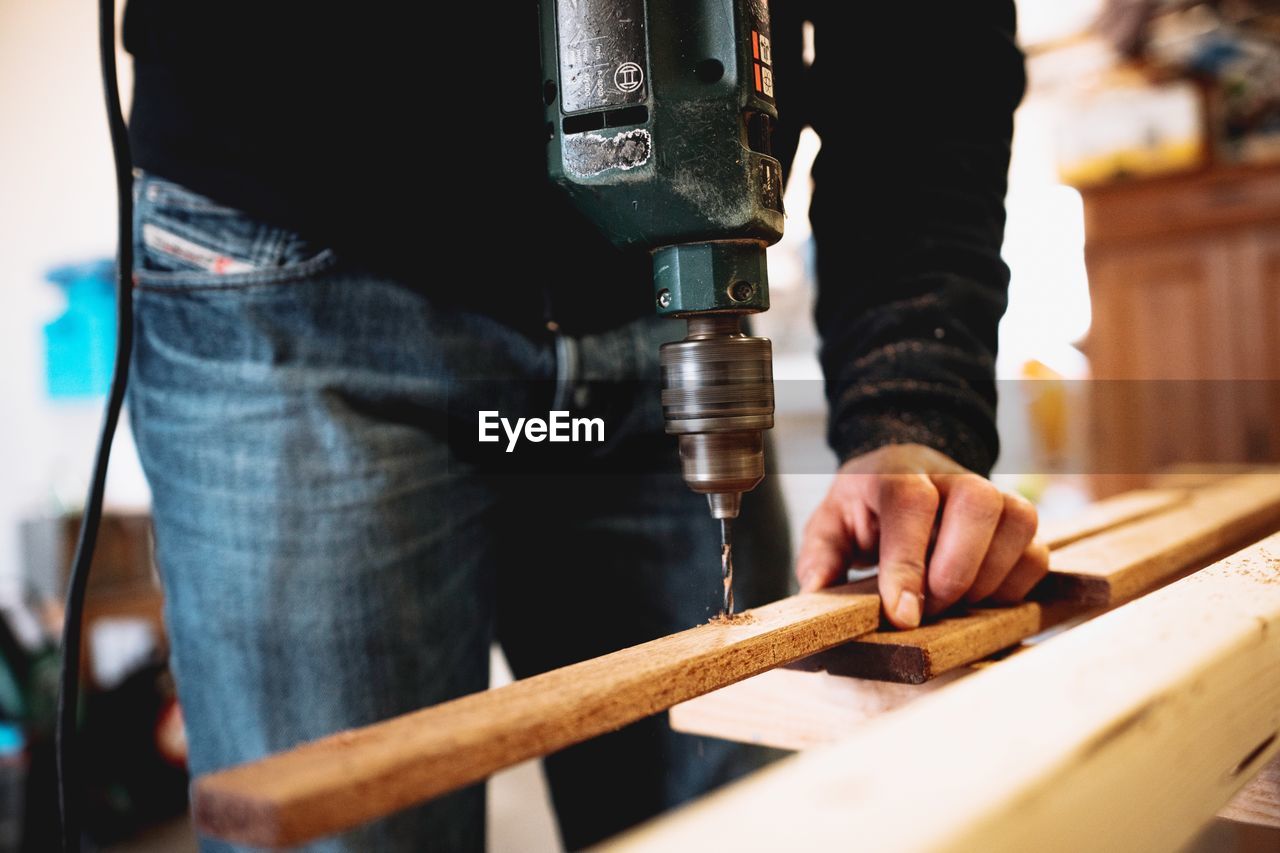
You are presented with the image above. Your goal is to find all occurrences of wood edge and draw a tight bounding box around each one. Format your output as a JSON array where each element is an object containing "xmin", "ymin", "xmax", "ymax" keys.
[
  {"xmin": 193, "ymin": 782, "xmax": 288, "ymax": 848},
  {"xmin": 1036, "ymin": 572, "xmax": 1114, "ymax": 606},
  {"xmin": 1150, "ymin": 466, "xmax": 1280, "ymax": 490},
  {"xmin": 1217, "ymin": 754, "xmax": 1280, "ymax": 828},
  {"xmin": 917, "ymin": 607, "xmax": 1043, "ymax": 676},
  {"xmin": 811, "ymin": 603, "xmax": 1043, "ymax": 683},
  {"xmin": 1048, "ymin": 493, "xmax": 1280, "ymax": 607},
  {"xmin": 817, "ymin": 642, "xmax": 932, "ymax": 684},
  {"xmin": 1039, "ymin": 488, "xmax": 1190, "ymax": 550},
  {"xmin": 193, "ymin": 589, "xmax": 882, "ymax": 846}
]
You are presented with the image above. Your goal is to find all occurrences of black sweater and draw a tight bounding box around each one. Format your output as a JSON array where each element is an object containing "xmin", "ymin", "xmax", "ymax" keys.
[{"xmin": 123, "ymin": 2, "xmax": 1025, "ymax": 473}]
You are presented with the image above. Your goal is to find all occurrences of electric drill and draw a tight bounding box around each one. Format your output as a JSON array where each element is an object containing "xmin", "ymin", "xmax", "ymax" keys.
[{"xmin": 539, "ymin": 0, "xmax": 784, "ymax": 610}]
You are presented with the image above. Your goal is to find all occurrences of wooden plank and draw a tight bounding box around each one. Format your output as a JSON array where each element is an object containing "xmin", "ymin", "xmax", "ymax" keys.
[
  {"xmin": 1036, "ymin": 488, "xmax": 1187, "ymax": 549},
  {"xmin": 669, "ymin": 667, "xmax": 963, "ymax": 751},
  {"xmin": 798, "ymin": 597, "xmax": 1090, "ymax": 684},
  {"xmin": 192, "ymin": 585, "xmax": 879, "ymax": 848},
  {"xmin": 688, "ymin": 480, "xmax": 1276, "ymax": 749},
  {"xmin": 610, "ymin": 533, "xmax": 1280, "ymax": 853},
  {"xmin": 671, "ymin": 646, "xmax": 1042, "ymax": 750},
  {"xmin": 1045, "ymin": 473, "xmax": 1280, "ymax": 605},
  {"xmin": 810, "ymin": 474, "xmax": 1280, "ymax": 684},
  {"xmin": 1220, "ymin": 753, "xmax": 1280, "ymax": 828},
  {"xmin": 672, "ymin": 646, "xmax": 1031, "ymax": 749},
  {"xmin": 1150, "ymin": 463, "xmax": 1280, "ymax": 490}
]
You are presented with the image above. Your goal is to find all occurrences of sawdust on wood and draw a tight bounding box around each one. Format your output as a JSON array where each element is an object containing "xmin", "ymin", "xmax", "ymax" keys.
[{"xmin": 709, "ymin": 612, "xmax": 757, "ymax": 626}]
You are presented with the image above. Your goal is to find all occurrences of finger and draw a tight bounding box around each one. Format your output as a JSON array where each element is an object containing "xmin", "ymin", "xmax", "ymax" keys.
[
  {"xmin": 868, "ymin": 474, "xmax": 939, "ymax": 629},
  {"xmin": 965, "ymin": 493, "xmax": 1039, "ymax": 603},
  {"xmin": 925, "ymin": 474, "xmax": 1003, "ymax": 615},
  {"xmin": 991, "ymin": 540, "xmax": 1051, "ymax": 603},
  {"xmin": 833, "ymin": 474, "xmax": 881, "ymax": 558},
  {"xmin": 795, "ymin": 497, "xmax": 852, "ymax": 592}
]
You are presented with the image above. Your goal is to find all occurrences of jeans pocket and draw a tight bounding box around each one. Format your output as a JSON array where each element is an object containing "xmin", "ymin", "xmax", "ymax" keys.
[{"xmin": 132, "ymin": 172, "xmax": 337, "ymax": 291}]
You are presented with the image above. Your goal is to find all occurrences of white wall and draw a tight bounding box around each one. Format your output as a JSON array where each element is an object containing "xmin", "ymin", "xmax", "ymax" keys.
[{"xmin": 0, "ymin": 0, "xmax": 146, "ymax": 595}]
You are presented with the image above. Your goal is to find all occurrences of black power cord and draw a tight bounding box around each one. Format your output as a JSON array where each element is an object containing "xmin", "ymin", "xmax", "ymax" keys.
[{"xmin": 57, "ymin": 0, "xmax": 134, "ymax": 847}]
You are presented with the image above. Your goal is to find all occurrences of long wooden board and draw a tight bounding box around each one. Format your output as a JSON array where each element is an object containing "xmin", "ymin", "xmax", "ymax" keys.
[
  {"xmin": 610, "ymin": 533, "xmax": 1280, "ymax": 852},
  {"xmin": 1046, "ymin": 473, "xmax": 1280, "ymax": 604},
  {"xmin": 669, "ymin": 666, "xmax": 964, "ymax": 751},
  {"xmin": 1151, "ymin": 464, "xmax": 1280, "ymax": 490},
  {"xmin": 679, "ymin": 658, "xmax": 1280, "ymax": 827},
  {"xmin": 1037, "ymin": 487, "xmax": 1187, "ymax": 548},
  {"xmin": 809, "ymin": 474, "xmax": 1280, "ymax": 683},
  {"xmin": 192, "ymin": 585, "xmax": 879, "ymax": 847}
]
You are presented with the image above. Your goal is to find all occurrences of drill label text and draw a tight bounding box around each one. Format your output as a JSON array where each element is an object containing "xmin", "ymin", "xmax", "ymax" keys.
[{"xmin": 478, "ymin": 411, "xmax": 605, "ymax": 452}]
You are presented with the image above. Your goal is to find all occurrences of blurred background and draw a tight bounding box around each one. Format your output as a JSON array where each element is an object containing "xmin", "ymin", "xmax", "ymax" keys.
[{"xmin": 1, "ymin": 0, "xmax": 1279, "ymax": 850}]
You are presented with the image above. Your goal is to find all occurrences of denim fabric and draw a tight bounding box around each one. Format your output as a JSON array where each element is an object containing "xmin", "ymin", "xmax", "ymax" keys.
[{"xmin": 128, "ymin": 173, "xmax": 792, "ymax": 852}]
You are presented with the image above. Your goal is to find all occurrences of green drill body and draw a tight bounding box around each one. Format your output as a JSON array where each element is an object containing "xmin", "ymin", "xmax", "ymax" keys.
[{"xmin": 539, "ymin": 0, "xmax": 784, "ymax": 314}]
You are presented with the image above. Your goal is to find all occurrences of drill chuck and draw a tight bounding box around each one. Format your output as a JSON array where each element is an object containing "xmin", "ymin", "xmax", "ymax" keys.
[{"xmin": 660, "ymin": 315, "xmax": 774, "ymax": 519}]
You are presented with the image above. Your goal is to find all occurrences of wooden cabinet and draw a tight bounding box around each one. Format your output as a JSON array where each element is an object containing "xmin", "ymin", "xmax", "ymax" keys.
[{"xmin": 1080, "ymin": 165, "xmax": 1280, "ymax": 494}]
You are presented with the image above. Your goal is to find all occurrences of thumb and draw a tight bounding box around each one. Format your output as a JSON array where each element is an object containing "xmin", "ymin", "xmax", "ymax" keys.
[{"xmin": 870, "ymin": 474, "xmax": 939, "ymax": 629}]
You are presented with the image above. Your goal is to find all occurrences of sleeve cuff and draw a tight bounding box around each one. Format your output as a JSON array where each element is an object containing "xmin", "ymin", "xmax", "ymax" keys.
[{"xmin": 828, "ymin": 400, "xmax": 1000, "ymax": 476}]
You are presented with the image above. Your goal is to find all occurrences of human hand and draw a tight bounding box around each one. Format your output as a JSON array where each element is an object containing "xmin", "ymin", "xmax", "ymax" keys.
[{"xmin": 795, "ymin": 444, "xmax": 1049, "ymax": 629}]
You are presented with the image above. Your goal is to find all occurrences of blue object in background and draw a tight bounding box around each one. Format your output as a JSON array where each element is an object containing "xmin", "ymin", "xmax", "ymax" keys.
[
  {"xmin": 0, "ymin": 721, "xmax": 23, "ymax": 852},
  {"xmin": 0, "ymin": 725, "xmax": 22, "ymax": 756},
  {"xmin": 43, "ymin": 260, "xmax": 116, "ymax": 399}
]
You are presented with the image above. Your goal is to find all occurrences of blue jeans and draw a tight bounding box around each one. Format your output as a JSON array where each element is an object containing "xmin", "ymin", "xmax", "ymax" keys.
[{"xmin": 128, "ymin": 173, "xmax": 791, "ymax": 851}]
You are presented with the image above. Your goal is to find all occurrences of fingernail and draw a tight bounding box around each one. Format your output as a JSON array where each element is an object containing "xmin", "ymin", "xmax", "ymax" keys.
[{"xmin": 894, "ymin": 591, "xmax": 922, "ymax": 628}]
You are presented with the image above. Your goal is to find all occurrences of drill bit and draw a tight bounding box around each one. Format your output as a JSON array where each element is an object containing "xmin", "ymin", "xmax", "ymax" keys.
[{"xmin": 720, "ymin": 517, "xmax": 735, "ymax": 617}]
